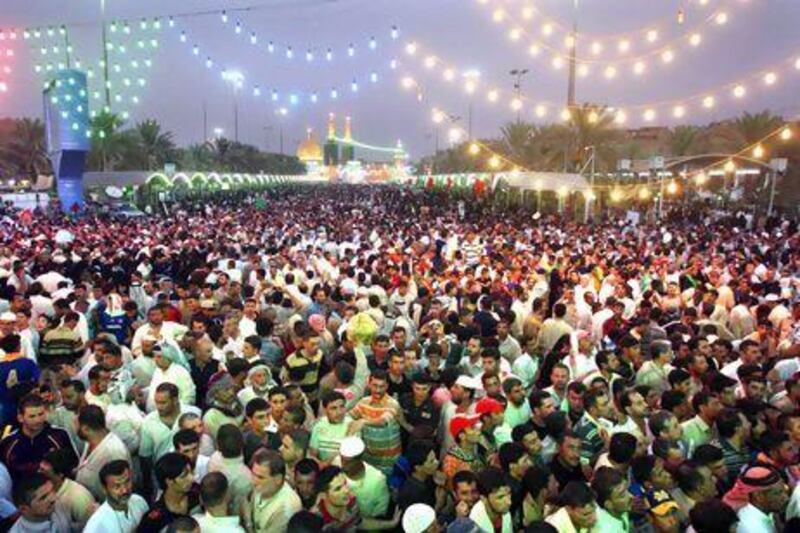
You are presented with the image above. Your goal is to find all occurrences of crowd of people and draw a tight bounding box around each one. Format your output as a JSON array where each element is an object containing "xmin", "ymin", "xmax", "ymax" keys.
[{"xmin": 0, "ymin": 184, "xmax": 797, "ymax": 533}]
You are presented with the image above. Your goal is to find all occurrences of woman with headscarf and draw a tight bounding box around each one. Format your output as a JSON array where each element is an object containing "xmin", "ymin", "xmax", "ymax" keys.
[
  {"xmin": 236, "ymin": 364, "xmax": 277, "ymax": 407},
  {"xmin": 145, "ymin": 342, "xmax": 196, "ymax": 412},
  {"xmin": 535, "ymin": 334, "xmax": 572, "ymax": 390},
  {"xmin": 203, "ymin": 372, "xmax": 245, "ymax": 442}
]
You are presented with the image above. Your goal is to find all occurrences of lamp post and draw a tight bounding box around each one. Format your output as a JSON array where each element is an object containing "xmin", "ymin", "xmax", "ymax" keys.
[
  {"xmin": 509, "ymin": 69, "xmax": 529, "ymax": 123},
  {"xmin": 581, "ymin": 146, "xmax": 596, "ymax": 222},
  {"xmin": 275, "ymin": 107, "xmax": 288, "ymax": 154},
  {"xmin": 222, "ymin": 70, "xmax": 244, "ymax": 142},
  {"xmin": 462, "ymin": 70, "xmax": 480, "ymax": 139}
]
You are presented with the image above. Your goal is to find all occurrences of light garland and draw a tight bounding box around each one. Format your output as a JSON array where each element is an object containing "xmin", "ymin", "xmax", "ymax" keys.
[
  {"xmin": 27, "ymin": 25, "xmax": 73, "ymax": 75},
  {"xmin": 477, "ymin": 0, "xmax": 749, "ymax": 82},
  {"xmin": 401, "ymin": 39, "xmax": 800, "ymax": 126},
  {"xmin": 0, "ymin": 30, "xmax": 17, "ymax": 94},
  {"xmin": 174, "ymin": 22, "xmax": 398, "ymax": 110},
  {"xmin": 215, "ymin": 11, "xmax": 398, "ymax": 65},
  {"xmin": 413, "ymin": 92, "xmax": 795, "ymax": 198}
]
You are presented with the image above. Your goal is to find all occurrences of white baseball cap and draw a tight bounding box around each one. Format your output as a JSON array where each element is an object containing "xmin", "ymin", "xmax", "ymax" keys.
[{"xmin": 402, "ymin": 503, "xmax": 436, "ymax": 533}]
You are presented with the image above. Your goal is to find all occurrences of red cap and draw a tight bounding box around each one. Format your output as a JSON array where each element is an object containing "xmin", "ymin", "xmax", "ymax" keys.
[
  {"xmin": 475, "ymin": 397, "xmax": 504, "ymax": 416},
  {"xmin": 449, "ymin": 415, "xmax": 481, "ymax": 439}
]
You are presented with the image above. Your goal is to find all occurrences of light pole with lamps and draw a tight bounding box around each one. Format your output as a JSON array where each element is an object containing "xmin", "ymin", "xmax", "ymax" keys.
[
  {"xmin": 509, "ymin": 69, "xmax": 529, "ymax": 123},
  {"xmin": 462, "ymin": 70, "xmax": 480, "ymax": 139},
  {"xmin": 221, "ymin": 70, "xmax": 244, "ymax": 142}
]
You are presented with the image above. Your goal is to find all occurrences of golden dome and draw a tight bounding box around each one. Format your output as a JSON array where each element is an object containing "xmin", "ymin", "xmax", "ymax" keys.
[{"xmin": 296, "ymin": 128, "xmax": 323, "ymax": 162}]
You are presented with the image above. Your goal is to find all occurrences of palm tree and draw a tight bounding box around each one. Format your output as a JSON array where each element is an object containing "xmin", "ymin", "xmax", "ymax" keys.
[
  {"xmin": 563, "ymin": 105, "xmax": 621, "ymax": 172},
  {"xmin": 668, "ymin": 125, "xmax": 701, "ymax": 157},
  {"xmin": 0, "ymin": 118, "xmax": 51, "ymax": 177},
  {"xmin": 135, "ymin": 119, "xmax": 176, "ymax": 170},
  {"xmin": 499, "ymin": 122, "xmax": 536, "ymax": 166},
  {"xmin": 87, "ymin": 111, "xmax": 135, "ymax": 171},
  {"xmin": 715, "ymin": 110, "xmax": 784, "ymax": 152}
]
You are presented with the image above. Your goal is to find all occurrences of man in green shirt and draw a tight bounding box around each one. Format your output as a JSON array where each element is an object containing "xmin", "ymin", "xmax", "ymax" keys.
[
  {"xmin": 592, "ymin": 467, "xmax": 632, "ymax": 532},
  {"xmin": 681, "ymin": 391, "xmax": 722, "ymax": 456}
]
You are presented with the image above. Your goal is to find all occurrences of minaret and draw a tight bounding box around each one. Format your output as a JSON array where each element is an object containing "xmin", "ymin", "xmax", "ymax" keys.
[
  {"xmin": 324, "ymin": 113, "xmax": 339, "ymax": 166},
  {"xmin": 327, "ymin": 112, "xmax": 336, "ymax": 140},
  {"xmin": 341, "ymin": 115, "xmax": 355, "ymax": 162}
]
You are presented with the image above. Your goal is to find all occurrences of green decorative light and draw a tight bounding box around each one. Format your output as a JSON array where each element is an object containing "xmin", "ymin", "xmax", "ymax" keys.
[
  {"xmin": 71, "ymin": 122, "xmax": 79, "ymax": 130},
  {"xmin": 68, "ymin": 77, "xmax": 75, "ymax": 85},
  {"xmin": 55, "ymin": 80, "xmax": 62, "ymax": 87},
  {"xmin": 78, "ymin": 89, "xmax": 86, "ymax": 97},
  {"xmin": 50, "ymin": 96, "xmax": 58, "ymax": 104},
  {"xmin": 57, "ymin": 62, "xmax": 65, "ymax": 70},
  {"xmin": 34, "ymin": 29, "xmax": 41, "ymax": 38},
  {"xmin": 123, "ymin": 78, "xmax": 131, "ymax": 86},
  {"xmin": 34, "ymin": 64, "xmax": 42, "ymax": 73},
  {"xmin": 123, "ymin": 23, "xmax": 131, "ymax": 34},
  {"xmin": 47, "ymin": 27, "xmax": 54, "ymax": 37},
  {"xmin": 64, "ymin": 94, "xmax": 72, "ymax": 102},
  {"xmin": 59, "ymin": 26, "xmax": 66, "ymax": 36},
  {"xmin": 144, "ymin": 59, "xmax": 152, "ymax": 67},
  {"xmin": 60, "ymin": 111, "xmax": 68, "ymax": 119},
  {"xmin": 122, "ymin": 111, "xmax": 130, "ymax": 119},
  {"xmin": 130, "ymin": 60, "xmax": 139, "ymax": 68},
  {"xmin": 110, "ymin": 22, "xmax": 118, "ymax": 33},
  {"xmin": 140, "ymin": 19, "xmax": 148, "ymax": 30},
  {"xmin": 40, "ymin": 47, "xmax": 47, "ymax": 55},
  {"xmin": 118, "ymin": 45, "xmax": 126, "ymax": 54},
  {"xmin": 74, "ymin": 60, "xmax": 82, "ymax": 68},
  {"xmin": 131, "ymin": 96, "xmax": 139, "ymax": 104},
  {"xmin": 153, "ymin": 18, "xmax": 161, "ymax": 30},
  {"xmin": 76, "ymin": 105, "xmax": 83, "ymax": 113},
  {"xmin": 114, "ymin": 94, "xmax": 122, "ymax": 102},
  {"xmin": 137, "ymin": 40, "xmax": 145, "ymax": 49},
  {"xmin": 23, "ymin": 30, "xmax": 30, "ymax": 39},
  {"xmin": 150, "ymin": 39, "xmax": 158, "ymax": 48},
  {"xmin": 85, "ymin": 130, "xmax": 92, "ymax": 138},
  {"xmin": 137, "ymin": 78, "xmax": 145, "ymax": 87},
  {"xmin": 92, "ymin": 92, "xmax": 100, "ymax": 100},
  {"xmin": 99, "ymin": 130, "xmax": 106, "ymax": 139}
]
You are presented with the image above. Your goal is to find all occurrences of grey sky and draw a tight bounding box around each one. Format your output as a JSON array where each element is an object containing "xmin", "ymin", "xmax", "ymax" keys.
[{"xmin": 1, "ymin": 0, "xmax": 799, "ymax": 160}]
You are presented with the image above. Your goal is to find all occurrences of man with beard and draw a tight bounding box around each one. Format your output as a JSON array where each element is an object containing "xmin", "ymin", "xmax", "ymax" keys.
[
  {"xmin": 502, "ymin": 377, "xmax": 531, "ymax": 429},
  {"xmin": 83, "ymin": 460, "xmax": 150, "ymax": 533},
  {"xmin": 48, "ymin": 379, "xmax": 87, "ymax": 454},
  {"xmin": 469, "ymin": 467, "xmax": 513, "ymax": 532},
  {"xmin": 350, "ymin": 370, "xmax": 402, "ymax": 475}
]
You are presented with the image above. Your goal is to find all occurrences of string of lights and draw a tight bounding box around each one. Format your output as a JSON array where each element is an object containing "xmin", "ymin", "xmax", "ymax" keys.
[
  {"xmin": 0, "ymin": 31, "xmax": 17, "ymax": 94},
  {"xmin": 401, "ymin": 39, "xmax": 800, "ymax": 126},
  {"xmin": 214, "ymin": 10, "xmax": 399, "ymax": 64},
  {"xmin": 421, "ymin": 92, "xmax": 796, "ymax": 197},
  {"xmin": 478, "ymin": 0, "xmax": 747, "ymax": 82},
  {"xmin": 174, "ymin": 21, "xmax": 399, "ymax": 110},
  {"xmin": 481, "ymin": 0, "xmax": 722, "ymax": 55}
]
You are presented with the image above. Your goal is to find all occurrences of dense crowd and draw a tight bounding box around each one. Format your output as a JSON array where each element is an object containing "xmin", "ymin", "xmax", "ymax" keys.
[{"xmin": 0, "ymin": 184, "xmax": 797, "ymax": 533}]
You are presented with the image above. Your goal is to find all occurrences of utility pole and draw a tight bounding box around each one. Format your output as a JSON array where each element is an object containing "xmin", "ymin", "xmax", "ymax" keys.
[
  {"xmin": 567, "ymin": 0, "xmax": 578, "ymax": 107},
  {"xmin": 202, "ymin": 101, "xmax": 207, "ymax": 142},
  {"xmin": 100, "ymin": 0, "xmax": 110, "ymax": 108},
  {"xmin": 510, "ymin": 69, "xmax": 529, "ymax": 123},
  {"xmin": 63, "ymin": 26, "xmax": 72, "ymax": 69}
]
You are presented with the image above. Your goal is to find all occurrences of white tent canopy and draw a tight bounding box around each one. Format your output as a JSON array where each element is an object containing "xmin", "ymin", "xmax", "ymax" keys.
[{"xmin": 494, "ymin": 171, "xmax": 588, "ymax": 192}]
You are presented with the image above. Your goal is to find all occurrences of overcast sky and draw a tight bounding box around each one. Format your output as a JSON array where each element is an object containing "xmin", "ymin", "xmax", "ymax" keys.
[{"xmin": 1, "ymin": 0, "xmax": 799, "ymax": 160}]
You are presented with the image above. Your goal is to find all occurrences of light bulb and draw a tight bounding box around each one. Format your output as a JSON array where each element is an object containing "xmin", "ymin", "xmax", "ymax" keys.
[
  {"xmin": 469, "ymin": 143, "xmax": 480, "ymax": 155},
  {"xmin": 733, "ymin": 85, "xmax": 746, "ymax": 98}
]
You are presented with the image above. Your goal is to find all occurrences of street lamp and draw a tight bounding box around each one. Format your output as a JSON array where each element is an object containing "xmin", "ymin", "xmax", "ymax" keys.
[
  {"xmin": 509, "ymin": 68, "xmax": 529, "ymax": 123},
  {"xmin": 462, "ymin": 69, "xmax": 481, "ymax": 139},
  {"xmin": 213, "ymin": 127, "xmax": 224, "ymax": 139},
  {"xmin": 274, "ymin": 107, "xmax": 288, "ymax": 154},
  {"xmin": 222, "ymin": 70, "xmax": 245, "ymax": 142}
]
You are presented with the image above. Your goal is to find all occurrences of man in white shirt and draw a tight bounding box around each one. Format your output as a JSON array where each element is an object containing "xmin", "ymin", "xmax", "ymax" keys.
[
  {"xmin": 75, "ymin": 405, "xmax": 132, "ymax": 501},
  {"xmin": 84, "ymin": 460, "xmax": 149, "ymax": 533},
  {"xmin": 192, "ymin": 472, "xmax": 246, "ymax": 533},
  {"xmin": 8, "ymin": 472, "xmax": 70, "ymax": 533}
]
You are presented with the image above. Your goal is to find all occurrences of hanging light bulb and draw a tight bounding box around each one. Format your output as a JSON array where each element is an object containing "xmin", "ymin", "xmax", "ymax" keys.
[
  {"xmin": 306, "ymin": 49, "xmax": 313, "ymax": 62},
  {"xmin": 250, "ymin": 32, "xmax": 257, "ymax": 45},
  {"xmin": 330, "ymin": 88, "xmax": 338, "ymax": 99},
  {"xmin": 268, "ymin": 41, "xmax": 275, "ymax": 53},
  {"xmin": 780, "ymin": 127, "xmax": 792, "ymax": 141},
  {"xmin": 180, "ymin": 31, "xmax": 187, "ymax": 43},
  {"xmin": 348, "ymin": 44, "xmax": 355, "ymax": 57},
  {"xmin": 695, "ymin": 172, "xmax": 708, "ymax": 185},
  {"xmin": 763, "ymin": 72, "xmax": 777, "ymax": 85},
  {"xmin": 351, "ymin": 79, "xmax": 358, "ymax": 92},
  {"xmin": 221, "ymin": 11, "xmax": 228, "ymax": 23},
  {"xmin": 724, "ymin": 160, "xmax": 736, "ymax": 173},
  {"xmin": 370, "ymin": 72, "xmax": 378, "ymax": 83},
  {"xmin": 369, "ymin": 37, "xmax": 377, "ymax": 50},
  {"xmin": 488, "ymin": 155, "xmax": 501, "ymax": 168},
  {"xmin": 753, "ymin": 145, "xmax": 765, "ymax": 158},
  {"xmin": 702, "ymin": 95, "xmax": 715, "ymax": 108},
  {"xmin": 391, "ymin": 26, "xmax": 399, "ymax": 40},
  {"xmin": 511, "ymin": 98, "xmax": 523, "ymax": 111},
  {"xmin": 689, "ymin": 33, "xmax": 702, "ymax": 47},
  {"xmin": 733, "ymin": 85, "xmax": 746, "ymax": 98},
  {"xmin": 646, "ymin": 30, "xmax": 658, "ymax": 43},
  {"xmin": 286, "ymin": 46, "xmax": 293, "ymax": 59},
  {"xmin": 677, "ymin": 9, "xmax": 685, "ymax": 24},
  {"xmin": 673, "ymin": 106, "xmax": 686, "ymax": 118},
  {"xmin": 469, "ymin": 143, "xmax": 480, "ymax": 155}
]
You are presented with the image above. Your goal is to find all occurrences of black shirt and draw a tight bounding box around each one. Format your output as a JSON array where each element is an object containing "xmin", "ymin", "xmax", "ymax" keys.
[
  {"xmin": 137, "ymin": 485, "xmax": 201, "ymax": 533},
  {"xmin": 388, "ymin": 374, "xmax": 411, "ymax": 399},
  {"xmin": 189, "ymin": 359, "xmax": 220, "ymax": 411},
  {"xmin": 550, "ymin": 455, "xmax": 587, "ymax": 492},
  {"xmin": 399, "ymin": 393, "xmax": 440, "ymax": 433},
  {"xmin": 0, "ymin": 424, "xmax": 78, "ymax": 483},
  {"xmin": 397, "ymin": 476, "xmax": 436, "ymax": 511}
]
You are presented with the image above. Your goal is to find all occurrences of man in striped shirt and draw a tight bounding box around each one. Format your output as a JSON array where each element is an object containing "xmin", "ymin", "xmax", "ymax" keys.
[{"xmin": 310, "ymin": 391, "xmax": 359, "ymax": 464}]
